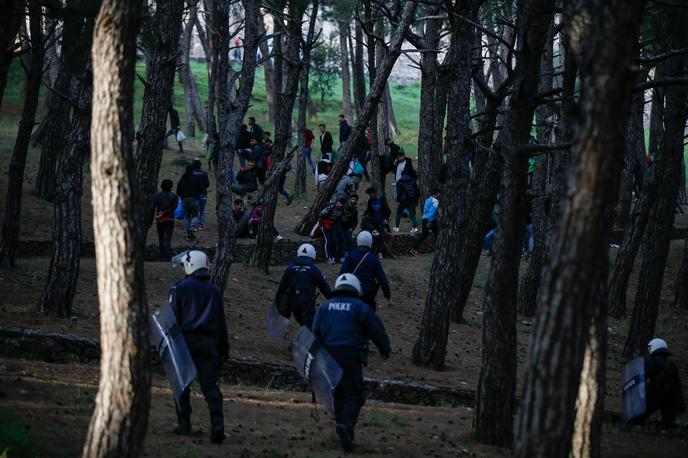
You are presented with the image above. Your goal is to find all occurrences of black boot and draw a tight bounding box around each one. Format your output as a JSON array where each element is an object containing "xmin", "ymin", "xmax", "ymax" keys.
[
  {"xmin": 174, "ymin": 416, "xmax": 191, "ymax": 436},
  {"xmin": 336, "ymin": 423, "xmax": 354, "ymax": 452},
  {"xmin": 210, "ymin": 425, "xmax": 225, "ymax": 444}
]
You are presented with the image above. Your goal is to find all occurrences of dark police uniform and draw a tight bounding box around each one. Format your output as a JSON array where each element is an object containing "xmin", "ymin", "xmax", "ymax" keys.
[
  {"xmin": 632, "ymin": 348, "xmax": 685, "ymax": 428},
  {"xmin": 312, "ymin": 293, "xmax": 391, "ymax": 445},
  {"xmin": 170, "ymin": 275, "xmax": 229, "ymax": 437},
  {"xmin": 339, "ymin": 247, "xmax": 391, "ymax": 310},
  {"xmin": 275, "ymin": 256, "xmax": 332, "ymax": 328}
]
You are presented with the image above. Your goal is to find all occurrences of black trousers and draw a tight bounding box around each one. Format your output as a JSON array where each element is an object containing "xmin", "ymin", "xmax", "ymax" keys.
[
  {"xmin": 176, "ymin": 334, "xmax": 224, "ymax": 430},
  {"xmin": 156, "ymin": 220, "xmax": 174, "ymax": 258},
  {"xmin": 414, "ymin": 218, "xmax": 438, "ymax": 249},
  {"xmin": 327, "ymin": 347, "xmax": 365, "ymax": 437},
  {"xmin": 631, "ymin": 392, "xmax": 678, "ymax": 428}
]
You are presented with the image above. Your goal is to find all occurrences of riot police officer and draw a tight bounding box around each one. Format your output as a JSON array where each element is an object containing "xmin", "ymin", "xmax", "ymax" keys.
[
  {"xmin": 312, "ymin": 273, "xmax": 391, "ymax": 452},
  {"xmin": 340, "ymin": 231, "xmax": 391, "ymax": 310},
  {"xmin": 275, "ymin": 243, "xmax": 333, "ymax": 328},
  {"xmin": 169, "ymin": 250, "xmax": 229, "ymax": 444}
]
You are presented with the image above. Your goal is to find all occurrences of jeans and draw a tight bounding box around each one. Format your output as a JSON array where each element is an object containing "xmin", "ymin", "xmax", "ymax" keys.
[
  {"xmin": 198, "ymin": 194, "xmax": 208, "ymax": 225},
  {"xmin": 484, "ymin": 228, "xmax": 497, "ymax": 254},
  {"xmin": 395, "ymin": 203, "xmax": 418, "ymax": 228},
  {"xmin": 175, "ymin": 334, "xmax": 224, "ymax": 431},
  {"xmin": 278, "ymin": 174, "xmax": 290, "ymax": 199},
  {"xmin": 414, "ymin": 218, "xmax": 438, "ymax": 250},
  {"xmin": 182, "ymin": 198, "xmax": 199, "ymax": 230},
  {"xmin": 304, "ymin": 147, "xmax": 315, "ymax": 173},
  {"xmin": 156, "ymin": 220, "xmax": 174, "ymax": 258}
]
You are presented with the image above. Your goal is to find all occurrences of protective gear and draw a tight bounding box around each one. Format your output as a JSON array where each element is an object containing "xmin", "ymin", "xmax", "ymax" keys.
[
  {"xmin": 275, "ymin": 260, "xmax": 332, "ymax": 328},
  {"xmin": 180, "ymin": 250, "xmax": 210, "ymax": 277},
  {"xmin": 356, "ymin": 231, "xmax": 373, "ymax": 248},
  {"xmin": 334, "ymin": 273, "xmax": 363, "ymax": 296},
  {"xmin": 340, "ymin": 247, "xmax": 390, "ymax": 310},
  {"xmin": 648, "ymin": 338, "xmax": 670, "ymax": 355},
  {"xmin": 297, "ymin": 243, "xmax": 316, "ymax": 261}
]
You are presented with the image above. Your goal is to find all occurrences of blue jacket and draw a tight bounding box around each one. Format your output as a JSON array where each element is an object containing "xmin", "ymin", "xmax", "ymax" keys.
[
  {"xmin": 312, "ymin": 293, "xmax": 390, "ymax": 357},
  {"xmin": 276, "ymin": 259, "xmax": 332, "ymax": 308},
  {"xmin": 340, "ymin": 247, "xmax": 390, "ymax": 302},
  {"xmin": 170, "ymin": 277, "xmax": 229, "ymax": 356},
  {"xmin": 422, "ymin": 196, "xmax": 439, "ymax": 221},
  {"xmin": 339, "ymin": 120, "xmax": 352, "ymax": 143}
]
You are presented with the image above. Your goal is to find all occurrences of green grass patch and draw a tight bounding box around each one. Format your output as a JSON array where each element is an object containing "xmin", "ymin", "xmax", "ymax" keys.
[{"xmin": 0, "ymin": 409, "xmax": 41, "ymax": 458}]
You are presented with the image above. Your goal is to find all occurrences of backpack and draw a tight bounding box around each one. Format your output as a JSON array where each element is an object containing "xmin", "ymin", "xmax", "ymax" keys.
[{"xmin": 352, "ymin": 159, "xmax": 365, "ymax": 176}]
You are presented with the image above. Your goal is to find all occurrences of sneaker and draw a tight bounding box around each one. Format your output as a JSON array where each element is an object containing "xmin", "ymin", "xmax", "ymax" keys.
[
  {"xmin": 410, "ymin": 249, "xmax": 420, "ymax": 257},
  {"xmin": 173, "ymin": 418, "xmax": 191, "ymax": 436},
  {"xmin": 327, "ymin": 258, "xmax": 336, "ymax": 265},
  {"xmin": 286, "ymin": 195, "xmax": 294, "ymax": 206},
  {"xmin": 392, "ymin": 227, "xmax": 400, "ymax": 233},
  {"xmin": 410, "ymin": 227, "xmax": 418, "ymax": 235},
  {"xmin": 275, "ymin": 235, "xmax": 284, "ymax": 242},
  {"xmin": 198, "ymin": 224, "xmax": 207, "ymax": 231},
  {"xmin": 336, "ymin": 424, "xmax": 354, "ymax": 452}
]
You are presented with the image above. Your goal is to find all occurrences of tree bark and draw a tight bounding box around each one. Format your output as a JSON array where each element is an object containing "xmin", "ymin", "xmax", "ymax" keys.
[
  {"xmin": 339, "ymin": 21, "xmax": 354, "ymax": 122},
  {"xmin": 210, "ymin": 0, "xmax": 260, "ymax": 293},
  {"xmin": 411, "ymin": 0, "xmax": 475, "ymax": 371},
  {"xmin": 570, "ymin": 265, "xmax": 608, "ymax": 458},
  {"xmin": 203, "ymin": 0, "xmax": 218, "ymax": 141},
  {"xmin": 513, "ymin": 1, "xmax": 645, "ymax": 456},
  {"xmin": 135, "ymin": 0, "xmax": 185, "ymax": 241},
  {"xmin": 81, "ymin": 0, "xmax": 150, "ymax": 455},
  {"xmin": 516, "ymin": 21, "xmax": 554, "ymax": 317},
  {"xmin": 364, "ymin": 3, "xmax": 383, "ymax": 195},
  {"xmin": 475, "ymin": 0, "xmax": 554, "ymax": 447},
  {"xmin": 39, "ymin": 7, "xmax": 96, "ymax": 318},
  {"xmin": 295, "ymin": 0, "xmax": 319, "ymax": 200},
  {"xmin": 179, "ymin": 0, "xmax": 206, "ymax": 137},
  {"xmin": 0, "ymin": 0, "xmax": 43, "ymax": 268},
  {"xmin": 255, "ymin": 2, "xmax": 307, "ymax": 273},
  {"xmin": 258, "ymin": 13, "xmax": 276, "ymax": 123},
  {"xmin": 0, "ymin": 0, "xmax": 23, "ymax": 110},
  {"xmin": 675, "ymin": 237, "xmax": 688, "ymax": 309},
  {"xmin": 294, "ymin": 1, "xmax": 418, "ymax": 235},
  {"xmin": 352, "ymin": 20, "xmax": 366, "ymax": 118},
  {"xmin": 623, "ymin": 83, "xmax": 687, "ymax": 358}
]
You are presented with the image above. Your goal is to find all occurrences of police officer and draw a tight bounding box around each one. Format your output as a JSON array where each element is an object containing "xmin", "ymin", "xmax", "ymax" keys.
[
  {"xmin": 275, "ymin": 243, "xmax": 333, "ymax": 328},
  {"xmin": 312, "ymin": 273, "xmax": 391, "ymax": 451},
  {"xmin": 169, "ymin": 250, "xmax": 229, "ymax": 444},
  {"xmin": 632, "ymin": 338, "xmax": 685, "ymax": 428},
  {"xmin": 339, "ymin": 231, "xmax": 391, "ymax": 310}
]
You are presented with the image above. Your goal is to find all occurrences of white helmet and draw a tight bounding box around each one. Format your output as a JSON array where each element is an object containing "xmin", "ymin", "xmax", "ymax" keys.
[
  {"xmin": 334, "ymin": 273, "xmax": 362, "ymax": 296},
  {"xmin": 182, "ymin": 250, "xmax": 210, "ymax": 277},
  {"xmin": 297, "ymin": 243, "xmax": 316, "ymax": 261},
  {"xmin": 356, "ymin": 231, "xmax": 373, "ymax": 248},
  {"xmin": 648, "ymin": 338, "xmax": 669, "ymax": 355}
]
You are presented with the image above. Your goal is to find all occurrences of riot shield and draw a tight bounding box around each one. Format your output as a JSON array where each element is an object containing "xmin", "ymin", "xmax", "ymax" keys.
[
  {"xmin": 150, "ymin": 304, "xmax": 197, "ymax": 403},
  {"xmin": 622, "ymin": 356, "xmax": 646, "ymax": 423},
  {"xmin": 291, "ymin": 326, "xmax": 343, "ymax": 416},
  {"xmin": 266, "ymin": 300, "xmax": 290, "ymax": 342}
]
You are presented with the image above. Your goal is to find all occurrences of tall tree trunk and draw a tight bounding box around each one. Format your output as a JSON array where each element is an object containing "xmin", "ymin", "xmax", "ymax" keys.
[
  {"xmin": 375, "ymin": 19, "xmax": 391, "ymax": 150},
  {"xmin": 81, "ymin": 0, "xmax": 150, "ymax": 455},
  {"xmin": 31, "ymin": 17, "xmax": 61, "ymax": 148},
  {"xmin": 364, "ymin": 3, "xmax": 383, "ymax": 195},
  {"xmin": 39, "ymin": 6, "xmax": 96, "ymax": 317},
  {"xmin": 614, "ymin": 87, "xmax": 646, "ymax": 230},
  {"xmin": 570, "ymin": 265, "xmax": 608, "ymax": 458},
  {"xmin": 352, "ymin": 21, "xmax": 366, "ymax": 117},
  {"xmin": 179, "ymin": 0, "xmax": 206, "ymax": 137},
  {"xmin": 258, "ymin": 13, "xmax": 276, "ymax": 123},
  {"xmin": 513, "ymin": 1, "xmax": 645, "ymax": 456},
  {"xmin": 135, "ymin": 0, "xmax": 185, "ymax": 241},
  {"xmin": 416, "ymin": 5, "xmax": 441, "ymax": 200},
  {"xmin": 210, "ymin": 0, "xmax": 260, "ymax": 293},
  {"xmin": 0, "ymin": 0, "xmax": 23, "ymax": 109},
  {"xmin": 475, "ymin": 0, "xmax": 554, "ymax": 447},
  {"xmin": 255, "ymin": 3, "xmax": 307, "ymax": 273},
  {"xmin": 623, "ymin": 86, "xmax": 687, "ymax": 358},
  {"xmin": 411, "ymin": 0, "xmax": 475, "ymax": 371},
  {"xmin": 675, "ymin": 237, "xmax": 688, "ymax": 309},
  {"xmin": 203, "ymin": 0, "xmax": 218, "ymax": 141},
  {"xmin": 516, "ymin": 21, "xmax": 554, "ymax": 317},
  {"xmin": 294, "ymin": 1, "xmax": 418, "ymax": 235},
  {"xmin": 339, "ymin": 21, "xmax": 354, "ymax": 122},
  {"xmin": 384, "ymin": 84, "xmax": 398, "ymax": 135},
  {"xmin": 0, "ymin": 0, "xmax": 43, "ymax": 268},
  {"xmin": 295, "ymin": 0, "xmax": 319, "ymax": 200}
]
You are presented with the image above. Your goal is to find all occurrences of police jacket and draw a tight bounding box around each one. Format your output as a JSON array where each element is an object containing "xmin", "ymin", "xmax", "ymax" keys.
[
  {"xmin": 192, "ymin": 167, "xmax": 210, "ymax": 195},
  {"xmin": 340, "ymin": 247, "xmax": 390, "ymax": 301},
  {"xmin": 645, "ymin": 351, "xmax": 686, "ymax": 410},
  {"xmin": 275, "ymin": 257, "xmax": 333, "ymax": 310},
  {"xmin": 312, "ymin": 293, "xmax": 390, "ymax": 356},
  {"xmin": 170, "ymin": 276, "xmax": 229, "ymax": 356}
]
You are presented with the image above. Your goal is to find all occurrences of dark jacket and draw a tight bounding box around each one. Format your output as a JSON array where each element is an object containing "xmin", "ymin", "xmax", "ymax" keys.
[
  {"xmin": 341, "ymin": 202, "xmax": 359, "ymax": 231},
  {"xmin": 170, "ymin": 276, "xmax": 229, "ymax": 358},
  {"xmin": 396, "ymin": 173, "xmax": 419, "ymax": 205},
  {"xmin": 364, "ymin": 196, "xmax": 392, "ymax": 223},
  {"xmin": 320, "ymin": 131, "xmax": 334, "ymax": 154},
  {"xmin": 312, "ymin": 293, "xmax": 390, "ymax": 359},
  {"xmin": 169, "ymin": 108, "xmax": 180, "ymax": 130},
  {"xmin": 238, "ymin": 126, "xmax": 252, "ymax": 149},
  {"xmin": 235, "ymin": 168, "xmax": 258, "ymax": 192},
  {"xmin": 645, "ymin": 352, "xmax": 685, "ymax": 412},
  {"xmin": 192, "ymin": 167, "xmax": 210, "ymax": 195},
  {"xmin": 387, "ymin": 142, "xmax": 401, "ymax": 160},
  {"xmin": 275, "ymin": 259, "xmax": 332, "ymax": 313},
  {"xmin": 339, "ymin": 120, "xmax": 352, "ymax": 143},
  {"xmin": 176, "ymin": 172, "xmax": 204, "ymax": 200},
  {"xmin": 249, "ymin": 123, "xmax": 264, "ymax": 141},
  {"xmin": 340, "ymin": 247, "xmax": 391, "ymax": 303},
  {"xmin": 153, "ymin": 191, "xmax": 178, "ymax": 220},
  {"xmin": 319, "ymin": 203, "xmax": 345, "ymax": 229}
]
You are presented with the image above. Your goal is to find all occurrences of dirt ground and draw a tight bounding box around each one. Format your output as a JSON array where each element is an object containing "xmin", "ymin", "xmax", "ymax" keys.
[{"xmin": 1, "ymin": 358, "xmax": 687, "ymax": 458}]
